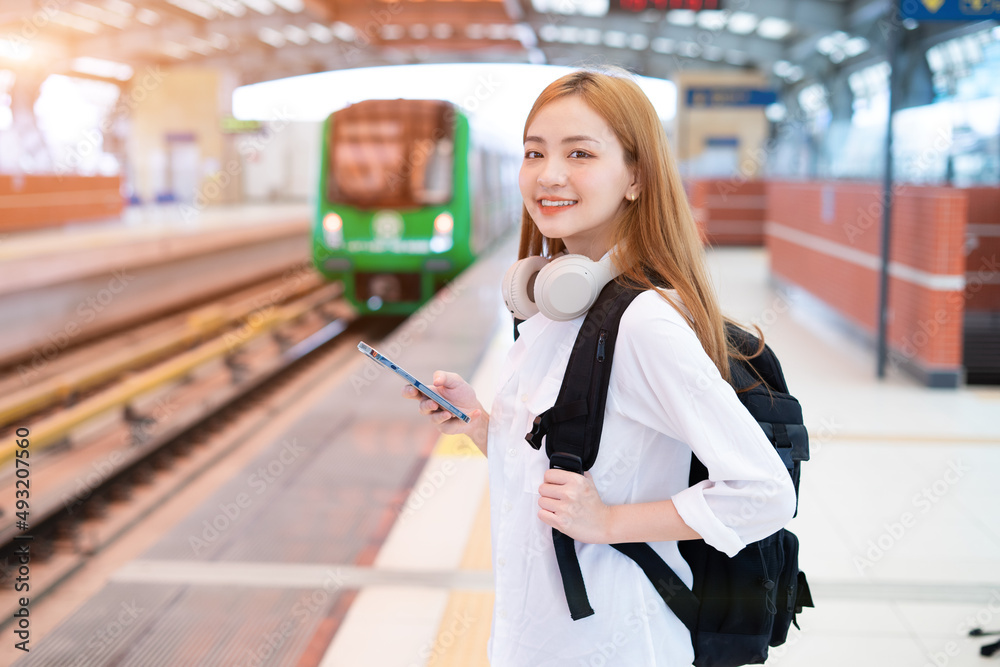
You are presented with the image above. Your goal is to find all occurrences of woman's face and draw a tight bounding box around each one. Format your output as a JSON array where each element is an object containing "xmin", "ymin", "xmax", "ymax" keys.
[{"xmin": 519, "ymin": 95, "xmax": 638, "ymax": 261}]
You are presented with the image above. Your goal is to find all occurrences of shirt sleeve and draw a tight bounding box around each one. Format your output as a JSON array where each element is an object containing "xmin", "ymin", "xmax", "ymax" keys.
[{"xmin": 612, "ymin": 291, "xmax": 796, "ymax": 557}]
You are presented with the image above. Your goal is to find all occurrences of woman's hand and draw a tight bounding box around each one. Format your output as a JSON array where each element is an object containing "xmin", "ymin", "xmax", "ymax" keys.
[
  {"xmin": 402, "ymin": 371, "xmax": 489, "ymax": 454},
  {"xmin": 537, "ymin": 470, "xmax": 613, "ymax": 544}
]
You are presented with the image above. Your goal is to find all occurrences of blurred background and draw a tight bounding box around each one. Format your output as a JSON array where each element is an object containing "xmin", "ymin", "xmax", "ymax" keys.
[{"xmin": 0, "ymin": 0, "xmax": 998, "ymax": 665}]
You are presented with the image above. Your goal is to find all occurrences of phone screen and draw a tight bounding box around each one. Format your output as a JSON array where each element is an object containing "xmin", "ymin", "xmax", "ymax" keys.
[{"xmin": 357, "ymin": 341, "xmax": 471, "ymax": 423}]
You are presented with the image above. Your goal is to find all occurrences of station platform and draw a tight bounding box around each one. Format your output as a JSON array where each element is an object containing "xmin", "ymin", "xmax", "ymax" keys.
[
  {"xmin": 9, "ymin": 236, "xmax": 1000, "ymax": 667},
  {"xmin": 0, "ymin": 203, "xmax": 311, "ymax": 296},
  {"xmin": 0, "ymin": 203, "xmax": 312, "ymax": 366}
]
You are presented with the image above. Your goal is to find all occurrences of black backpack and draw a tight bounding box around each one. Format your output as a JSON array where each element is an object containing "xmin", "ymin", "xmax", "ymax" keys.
[{"xmin": 516, "ymin": 281, "xmax": 814, "ymax": 667}]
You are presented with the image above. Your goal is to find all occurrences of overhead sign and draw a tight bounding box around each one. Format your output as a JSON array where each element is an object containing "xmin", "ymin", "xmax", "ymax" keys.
[
  {"xmin": 901, "ymin": 0, "xmax": 1000, "ymax": 21},
  {"xmin": 686, "ymin": 88, "xmax": 778, "ymax": 108},
  {"xmin": 220, "ymin": 116, "xmax": 263, "ymax": 134},
  {"xmin": 616, "ymin": 0, "xmax": 721, "ymax": 12}
]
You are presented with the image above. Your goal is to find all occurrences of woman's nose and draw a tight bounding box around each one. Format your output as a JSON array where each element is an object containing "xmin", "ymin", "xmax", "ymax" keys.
[{"xmin": 537, "ymin": 158, "xmax": 567, "ymax": 188}]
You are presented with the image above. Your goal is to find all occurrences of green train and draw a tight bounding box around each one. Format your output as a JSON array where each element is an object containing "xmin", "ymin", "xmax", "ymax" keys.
[{"xmin": 312, "ymin": 98, "xmax": 520, "ymax": 315}]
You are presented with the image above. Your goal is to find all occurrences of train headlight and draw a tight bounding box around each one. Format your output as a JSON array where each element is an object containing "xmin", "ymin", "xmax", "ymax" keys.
[
  {"xmin": 433, "ymin": 212, "xmax": 453, "ymax": 235},
  {"xmin": 430, "ymin": 211, "xmax": 454, "ymax": 253},
  {"xmin": 323, "ymin": 212, "xmax": 343, "ymax": 248}
]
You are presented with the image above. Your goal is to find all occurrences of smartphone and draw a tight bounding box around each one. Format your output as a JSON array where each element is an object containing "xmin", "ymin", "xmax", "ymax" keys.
[{"xmin": 357, "ymin": 341, "xmax": 471, "ymax": 423}]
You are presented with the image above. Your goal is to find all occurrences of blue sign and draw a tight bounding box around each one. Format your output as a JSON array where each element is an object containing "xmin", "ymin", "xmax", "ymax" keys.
[
  {"xmin": 901, "ymin": 0, "xmax": 1000, "ymax": 21},
  {"xmin": 686, "ymin": 88, "xmax": 778, "ymax": 108}
]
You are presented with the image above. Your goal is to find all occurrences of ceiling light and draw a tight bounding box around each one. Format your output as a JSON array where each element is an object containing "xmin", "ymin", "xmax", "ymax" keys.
[
  {"xmin": 283, "ymin": 25, "xmax": 309, "ymax": 44},
  {"xmin": 307, "ymin": 23, "xmax": 331, "ymax": 43},
  {"xmin": 163, "ymin": 41, "xmax": 188, "ymax": 59},
  {"xmin": 330, "ymin": 22, "xmax": 355, "ymax": 41},
  {"xmin": 135, "ymin": 7, "xmax": 159, "ymax": 24},
  {"xmin": 432, "ymin": 23, "xmax": 452, "ymax": 39},
  {"xmin": 786, "ymin": 65, "xmax": 804, "ymax": 82},
  {"xmin": 272, "ymin": 0, "xmax": 302, "ymax": 12},
  {"xmin": 773, "ymin": 59, "xmax": 793, "ymax": 76},
  {"xmin": 726, "ymin": 12, "xmax": 757, "ymax": 35},
  {"xmin": 581, "ymin": 28, "xmax": 601, "ymax": 45},
  {"xmin": 558, "ymin": 26, "xmax": 580, "ymax": 43},
  {"xmin": 603, "ymin": 30, "xmax": 627, "ymax": 48},
  {"xmin": 629, "ymin": 33, "xmax": 648, "ymax": 50},
  {"xmin": 258, "ymin": 27, "xmax": 286, "ymax": 47},
  {"xmin": 187, "ymin": 36, "xmax": 213, "ymax": 54},
  {"xmin": 240, "ymin": 0, "xmax": 275, "ymax": 16},
  {"xmin": 466, "ymin": 23, "xmax": 486, "ymax": 39},
  {"xmin": 538, "ymin": 24, "xmax": 558, "ymax": 41},
  {"xmin": 697, "ymin": 10, "xmax": 727, "ymax": 31},
  {"xmin": 410, "ymin": 23, "xmax": 429, "ymax": 39},
  {"xmin": 71, "ymin": 56, "xmax": 133, "ymax": 80},
  {"xmin": 166, "ymin": 0, "xmax": 217, "ymax": 19},
  {"xmin": 530, "ymin": 0, "xmax": 608, "ymax": 17},
  {"xmin": 757, "ymin": 17, "xmax": 792, "ymax": 40},
  {"xmin": 0, "ymin": 38, "xmax": 31, "ymax": 61},
  {"xmin": 651, "ymin": 37, "xmax": 675, "ymax": 54},
  {"xmin": 487, "ymin": 23, "xmax": 509, "ymax": 40},
  {"xmin": 381, "ymin": 24, "xmax": 404, "ymax": 39},
  {"xmin": 101, "ymin": 0, "xmax": 134, "ymax": 16},
  {"xmin": 50, "ymin": 11, "xmax": 103, "ymax": 32},
  {"xmin": 844, "ymin": 37, "xmax": 869, "ymax": 57},
  {"xmin": 209, "ymin": 0, "xmax": 245, "ymax": 16},
  {"xmin": 209, "ymin": 32, "xmax": 230, "ymax": 49},
  {"xmin": 666, "ymin": 10, "xmax": 697, "ymax": 26},
  {"xmin": 70, "ymin": 2, "xmax": 130, "ymax": 28},
  {"xmin": 765, "ymin": 102, "xmax": 786, "ymax": 122}
]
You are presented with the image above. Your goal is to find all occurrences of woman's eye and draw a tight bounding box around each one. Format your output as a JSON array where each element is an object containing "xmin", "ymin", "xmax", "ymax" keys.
[
  {"xmin": 569, "ymin": 150, "xmax": 591, "ymax": 158},
  {"xmin": 524, "ymin": 150, "xmax": 541, "ymax": 159}
]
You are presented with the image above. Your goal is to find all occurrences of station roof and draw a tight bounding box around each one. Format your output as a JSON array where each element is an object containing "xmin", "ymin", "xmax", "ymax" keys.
[{"xmin": 0, "ymin": 0, "xmax": 978, "ymax": 89}]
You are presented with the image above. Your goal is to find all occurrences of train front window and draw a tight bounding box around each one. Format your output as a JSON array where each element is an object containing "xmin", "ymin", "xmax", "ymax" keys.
[{"xmin": 327, "ymin": 100, "xmax": 455, "ymax": 208}]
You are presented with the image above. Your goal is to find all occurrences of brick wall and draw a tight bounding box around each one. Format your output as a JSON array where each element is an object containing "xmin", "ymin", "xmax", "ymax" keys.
[
  {"xmin": 0, "ymin": 175, "xmax": 123, "ymax": 231},
  {"xmin": 766, "ymin": 181, "xmax": 968, "ymax": 381},
  {"xmin": 689, "ymin": 179, "xmax": 768, "ymax": 246},
  {"xmin": 963, "ymin": 187, "xmax": 1000, "ymax": 313}
]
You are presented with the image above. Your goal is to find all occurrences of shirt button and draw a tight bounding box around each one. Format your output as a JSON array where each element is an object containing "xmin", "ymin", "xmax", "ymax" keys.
[
  {"xmin": 497, "ymin": 557, "xmax": 506, "ymax": 568},
  {"xmin": 520, "ymin": 393, "xmax": 528, "ymax": 402},
  {"xmin": 502, "ymin": 502, "xmax": 512, "ymax": 513},
  {"xmin": 499, "ymin": 609, "xmax": 508, "ymax": 620},
  {"xmin": 507, "ymin": 448, "xmax": 517, "ymax": 457}
]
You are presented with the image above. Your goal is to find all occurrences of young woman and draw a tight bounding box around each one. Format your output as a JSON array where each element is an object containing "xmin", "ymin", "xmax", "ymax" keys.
[{"xmin": 403, "ymin": 68, "xmax": 796, "ymax": 666}]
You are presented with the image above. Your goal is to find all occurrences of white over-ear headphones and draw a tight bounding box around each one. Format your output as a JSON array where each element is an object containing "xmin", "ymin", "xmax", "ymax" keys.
[{"xmin": 501, "ymin": 252, "xmax": 620, "ymax": 321}]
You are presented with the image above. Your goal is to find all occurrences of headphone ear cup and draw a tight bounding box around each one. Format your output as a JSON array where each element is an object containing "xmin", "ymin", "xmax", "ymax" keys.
[
  {"xmin": 501, "ymin": 255, "xmax": 550, "ymax": 320},
  {"xmin": 534, "ymin": 254, "xmax": 618, "ymax": 321}
]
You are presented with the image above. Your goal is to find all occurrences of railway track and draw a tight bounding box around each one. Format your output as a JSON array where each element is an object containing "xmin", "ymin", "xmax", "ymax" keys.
[{"xmin": 0, "ymin": 267, "xmax": 404, "ymax": 628}]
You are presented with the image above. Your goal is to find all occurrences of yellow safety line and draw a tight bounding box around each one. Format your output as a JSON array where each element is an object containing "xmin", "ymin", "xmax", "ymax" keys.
[
  {"xmin": 425, "ymin": 454, "xmax": 493, "ymax": 667},
  {"xmin": 431, "ymin": 433, "xmax": 484, "ymax": 458}
]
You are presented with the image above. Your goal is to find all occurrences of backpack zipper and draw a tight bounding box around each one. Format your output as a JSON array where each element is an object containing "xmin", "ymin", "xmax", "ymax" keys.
[{"xmin": 597, "ymin": 330, "xmax": 607, "ymax": 362}]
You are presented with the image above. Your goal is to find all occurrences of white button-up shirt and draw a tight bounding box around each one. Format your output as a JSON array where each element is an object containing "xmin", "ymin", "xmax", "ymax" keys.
[{"xmin": 486, "ymin": 289, "xmax": 797, "ymax": 667}]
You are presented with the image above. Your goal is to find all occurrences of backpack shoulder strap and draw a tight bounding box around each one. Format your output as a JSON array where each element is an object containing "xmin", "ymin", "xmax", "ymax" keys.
[{"xmin": 529, "ymin": 283, "xmax": 700, "ymax": 628}]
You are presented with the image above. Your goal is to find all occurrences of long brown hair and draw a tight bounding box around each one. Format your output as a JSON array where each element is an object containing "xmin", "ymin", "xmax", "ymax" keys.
[{"xmin": 517, "ymin": 67, "xmax": 764, "ymax": 385}]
